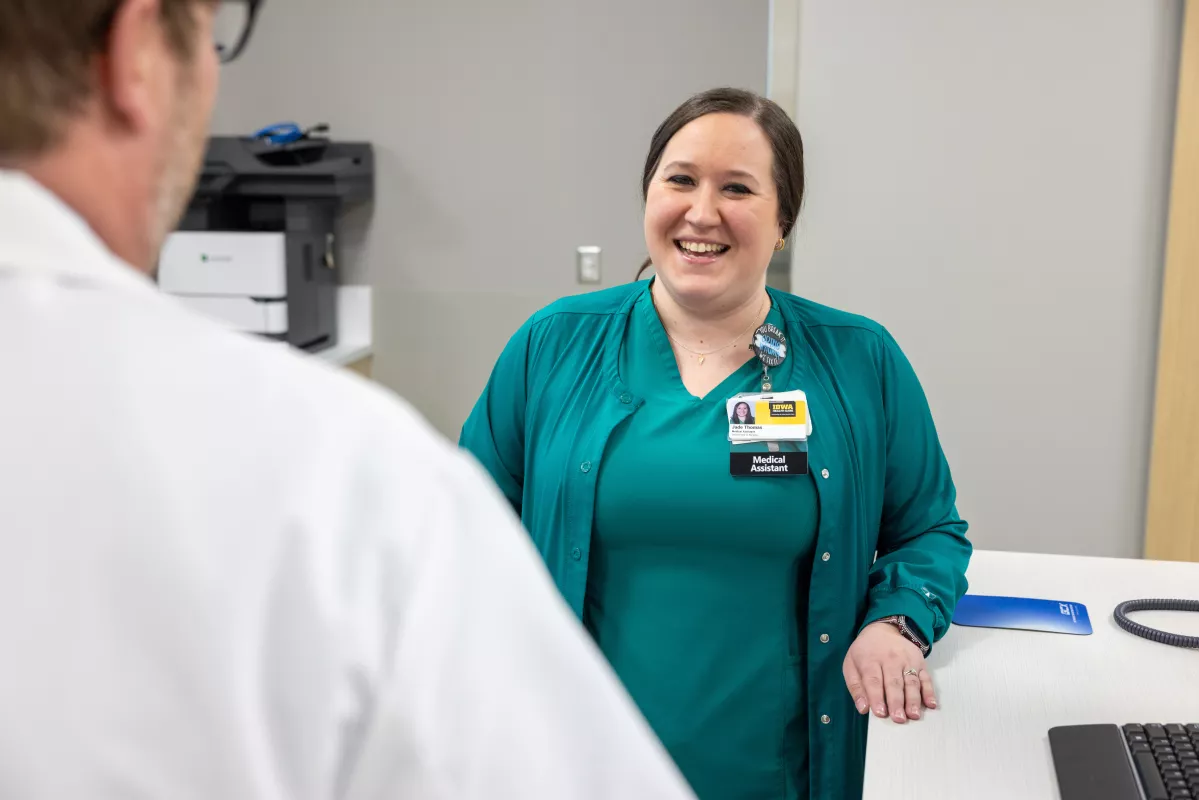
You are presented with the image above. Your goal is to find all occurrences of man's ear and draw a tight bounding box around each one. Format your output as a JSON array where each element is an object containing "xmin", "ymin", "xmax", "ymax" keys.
[{"xmin": 97, "ymin": 0, "xmax": 166, "ymax": 135}]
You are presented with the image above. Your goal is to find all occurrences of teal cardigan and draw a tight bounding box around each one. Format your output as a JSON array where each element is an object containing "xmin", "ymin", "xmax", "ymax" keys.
[{"xmin": 460, "ymin": 281, "xmax": 971, "ymax": 799}]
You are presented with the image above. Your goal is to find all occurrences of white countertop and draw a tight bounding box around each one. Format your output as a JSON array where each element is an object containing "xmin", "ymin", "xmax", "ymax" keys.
[
  {"xmin": 863, "ymin": 550, "xmax": 1199, "ymax": 800},
  {"xmin": 314, "ymin": 285, "xmax": 372, "ymax": 366}
]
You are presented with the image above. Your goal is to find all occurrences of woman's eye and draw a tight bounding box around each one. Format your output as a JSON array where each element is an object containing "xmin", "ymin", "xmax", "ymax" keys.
[
  {"xmin": 666, "ymin": 175, "xmax": 695, "ymax": 186},
  {"xmin": 725, "ymin": 183, "xmax": 751, "ymax": 195}
]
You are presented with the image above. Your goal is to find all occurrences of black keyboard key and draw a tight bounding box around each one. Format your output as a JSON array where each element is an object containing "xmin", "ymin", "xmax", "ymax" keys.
[
  {"xmin": 1170, "ymin": 779, "xmax": 1190, "ymax": 790},
  {"xmin": 1167, "ymin": 769, "xmax": 1187, "ymax": 780},
  {"xmin": 1136, "ymin": 751, "xmax": 1171, "ymax": 800},
  {"xmin": 1168, "ymin": 725, "xmax": 1188, "ymax": 736},
  {"xmin": 1169, "ymin": 792, "xmax": 1191, "ymax": 800},
  {"xmin": 1183, "ymin": 759, "xmax": 1199, "ymax": 770},
  {"xmin": 1188, "ymin": 724, "xmax": 1199, "ymax": 734},
  {"xmin": 1150, "ymin": 725, "xmax": 1171, "ymax": 740},
  {"xmin": 1190, "ymin": 767, "xmax": 1199, "ymax": 778},
  {"xmin": 1134, "ymin": 743, "xmax": 1155, "ymax": 754},
  {"xmin": 1132, "ymin": 733, "xmax": 1151, "ymax": 743},
  {"xmin": 1128, "ymin": 724, "xmax": 1147, "ymax": 735}
]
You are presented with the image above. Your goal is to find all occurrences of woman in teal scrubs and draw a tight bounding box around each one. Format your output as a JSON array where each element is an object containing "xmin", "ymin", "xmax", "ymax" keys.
[{"xmin": 460, "ymin": 88, "xmax": 972, "ymax": 800}]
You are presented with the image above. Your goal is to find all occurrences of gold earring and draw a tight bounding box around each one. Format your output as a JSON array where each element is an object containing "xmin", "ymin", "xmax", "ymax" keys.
[{"xmin": 775, "ymin": 238, "xmax": 786, "ymax": 251}]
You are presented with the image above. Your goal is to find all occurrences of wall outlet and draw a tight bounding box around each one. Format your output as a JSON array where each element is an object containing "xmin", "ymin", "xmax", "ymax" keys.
[{"xmin": 577, "ymin": 246, "xmax": 602, "ymax": 284}]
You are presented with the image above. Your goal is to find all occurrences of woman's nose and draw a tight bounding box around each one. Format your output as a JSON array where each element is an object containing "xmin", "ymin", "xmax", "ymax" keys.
[{"xmin": 684, "ymin": 187, "xmax": 720, "ymax": 228}]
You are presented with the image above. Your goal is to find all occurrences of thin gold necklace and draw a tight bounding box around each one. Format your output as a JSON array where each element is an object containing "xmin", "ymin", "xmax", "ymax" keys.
[{"xmin": 662, "ymin": 294, "xmax": 767, "ymax": 365}]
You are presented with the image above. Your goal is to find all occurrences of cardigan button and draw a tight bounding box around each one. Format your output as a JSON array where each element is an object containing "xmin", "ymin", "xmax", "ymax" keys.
[
  {"xmin": 619, "ymin": 392, "xmax": 632, "ymax": 404},
  {"xmin": 821, "ymin": 552, "xmax": 831, "ymax": 562},
  {"xmin": 579, "ymin": 461, "xmax": 592, "ymax": 473},
  {"xmin": 571, "ymin": 547, "xmax": 582, "ymax": 561},
  {"xmin": 821, "ymin": 468, "xmax": 830, "ymax": 479},
  {"xmin": 821, "ymin": 715, "xmax": 831, "ymax": 725},
  {"xmin": 819, "ymin": 633, "xmax": 830, "ymax": 644}
]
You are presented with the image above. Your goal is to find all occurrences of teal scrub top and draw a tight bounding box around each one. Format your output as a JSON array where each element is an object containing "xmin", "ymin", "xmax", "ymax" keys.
[
  {"xmin": 585, "ymin": 290, "xmax": 818, "ymax": 798},
  {"xmin": 459, "ymin": 280, "xmax": 972, "ymax": 800}
]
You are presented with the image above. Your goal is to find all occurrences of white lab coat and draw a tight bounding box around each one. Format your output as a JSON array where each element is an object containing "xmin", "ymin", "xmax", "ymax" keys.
[{"xmin": 0, "ymin": 169, "xmax": 694, "ymax": 800}]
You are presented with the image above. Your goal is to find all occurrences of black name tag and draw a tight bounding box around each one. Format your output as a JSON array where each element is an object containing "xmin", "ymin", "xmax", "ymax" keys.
[{"xmin": 730, "ymin": 451, "xmax": 808, "ymax": 476}]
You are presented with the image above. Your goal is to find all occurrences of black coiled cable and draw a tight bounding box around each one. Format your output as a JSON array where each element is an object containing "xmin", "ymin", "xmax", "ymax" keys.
[{"xmin": 1113, "ymin": 599, "xmax": 1199, "ymax": 649}]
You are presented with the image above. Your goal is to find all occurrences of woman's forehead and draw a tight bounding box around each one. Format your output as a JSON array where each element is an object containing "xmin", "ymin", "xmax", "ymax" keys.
[{"xmin": 661, "ymin": 113, "xmax": 773, "ymax": 177}]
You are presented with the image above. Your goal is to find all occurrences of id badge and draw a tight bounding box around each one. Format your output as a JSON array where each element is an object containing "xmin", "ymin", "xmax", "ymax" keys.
[
  {"xmin": 727, "ymin": 390, "xmax": 812, "ymax": 476},
  {"xmin": 726, "ymin": 390, "xmax": 812, "ymax": 442}
]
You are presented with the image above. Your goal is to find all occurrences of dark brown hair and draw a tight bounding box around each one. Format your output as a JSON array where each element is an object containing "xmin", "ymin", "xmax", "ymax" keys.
[
  {"xmin": 636, "ymin": 87, "xmax": 805, "ymax": 278},
  {"xmin": 0, "ymin": 0, "xmax": 218, "ymax": 157}
]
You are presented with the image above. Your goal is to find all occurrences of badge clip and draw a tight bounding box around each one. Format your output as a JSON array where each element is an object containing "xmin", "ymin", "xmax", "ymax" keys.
[{"xmin": 750, "ymin": 323, "xmax": 787, "ymax": 391}]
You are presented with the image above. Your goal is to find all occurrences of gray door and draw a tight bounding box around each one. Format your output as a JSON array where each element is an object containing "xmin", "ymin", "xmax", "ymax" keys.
[{"xmin": 211, "ymin": 0, "xmax": 769, "ymax": 436}]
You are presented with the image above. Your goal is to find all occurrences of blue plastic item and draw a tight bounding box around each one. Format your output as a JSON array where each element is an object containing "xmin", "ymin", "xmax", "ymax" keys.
[{"xmin": 251, "ymin": 122, "xmax": 304, "ymax": 145}]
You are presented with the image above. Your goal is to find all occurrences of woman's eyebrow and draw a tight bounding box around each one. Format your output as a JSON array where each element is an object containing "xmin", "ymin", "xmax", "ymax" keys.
[{"xmin": 661, "ymin": 160, "xmax": 760, "ymax": 184}]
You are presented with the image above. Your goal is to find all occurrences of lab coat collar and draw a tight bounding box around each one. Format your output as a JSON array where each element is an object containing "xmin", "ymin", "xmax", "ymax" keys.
[{"xmin": 0, "ymin": 168, "xmax": 158, "ymax": 296}]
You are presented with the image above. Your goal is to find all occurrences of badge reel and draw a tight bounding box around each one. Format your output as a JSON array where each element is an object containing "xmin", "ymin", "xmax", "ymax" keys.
[
  {"xmin": 726, "ymin": 325, "xmax": 812, "ymax": 476},
  {"xmin": 752, "ymin": 323, "xmax": 786, "ymax": 391}
]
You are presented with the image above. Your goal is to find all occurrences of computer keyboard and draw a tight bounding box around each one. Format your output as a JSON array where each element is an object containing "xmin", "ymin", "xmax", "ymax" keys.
[
  {"xmin": 1124, "ymin": 724, "xmax": 1199, "ymax": 800},
  {"xmin": 1050, "ymin": 723, "xmax": 1199, "ymax": 800}
]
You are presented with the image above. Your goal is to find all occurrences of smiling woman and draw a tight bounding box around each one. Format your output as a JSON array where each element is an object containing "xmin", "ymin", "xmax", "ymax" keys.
[
  {"xmin": 636, "ymin": 89, "xmax": 803, "ymax": 300},
  {"xmin": 460, "ymin": 87, "xmax": 972, "ymax": 800}
]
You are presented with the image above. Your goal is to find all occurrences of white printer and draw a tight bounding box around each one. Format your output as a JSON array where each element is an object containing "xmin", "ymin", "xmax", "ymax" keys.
[
  {"xmin": 158, "ymin": 135, "xmax": 373, "ymax": 352},
  {"xmin": 159, "ymin": 231, "xmax": 290, "ymax": 337}
]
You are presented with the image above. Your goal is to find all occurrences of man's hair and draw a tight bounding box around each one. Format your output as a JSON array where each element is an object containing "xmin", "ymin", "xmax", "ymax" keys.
[{"xmin": 0, "ymin": 0, "xmax": 217, "ymax": 158}]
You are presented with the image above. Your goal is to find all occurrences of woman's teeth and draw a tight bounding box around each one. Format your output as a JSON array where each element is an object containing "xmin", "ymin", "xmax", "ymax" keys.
[{"xmin": 677, "ymin": 241, "xmax": 730, "ymax": 255}]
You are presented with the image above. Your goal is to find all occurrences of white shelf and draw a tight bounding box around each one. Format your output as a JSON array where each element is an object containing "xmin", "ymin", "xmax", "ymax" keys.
[{"xmin": 314, "ymin": 286, "xmax": 373, "ymax": 366}]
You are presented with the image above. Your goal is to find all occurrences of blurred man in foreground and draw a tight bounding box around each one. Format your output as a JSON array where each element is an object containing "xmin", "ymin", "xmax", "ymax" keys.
[{"xmin": 0, "ymin": 1, "xmax": 693, "ymax": 797}]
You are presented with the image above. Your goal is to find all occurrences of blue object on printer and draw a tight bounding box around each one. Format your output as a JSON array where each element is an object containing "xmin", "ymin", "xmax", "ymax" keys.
[
  {"xmin": 252, "ymin": 122, "xmax": 305, "ymax": 145},
  {"xmin": 952, "ymin": 594, "xmax": 1093, "ymax": 635}
]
